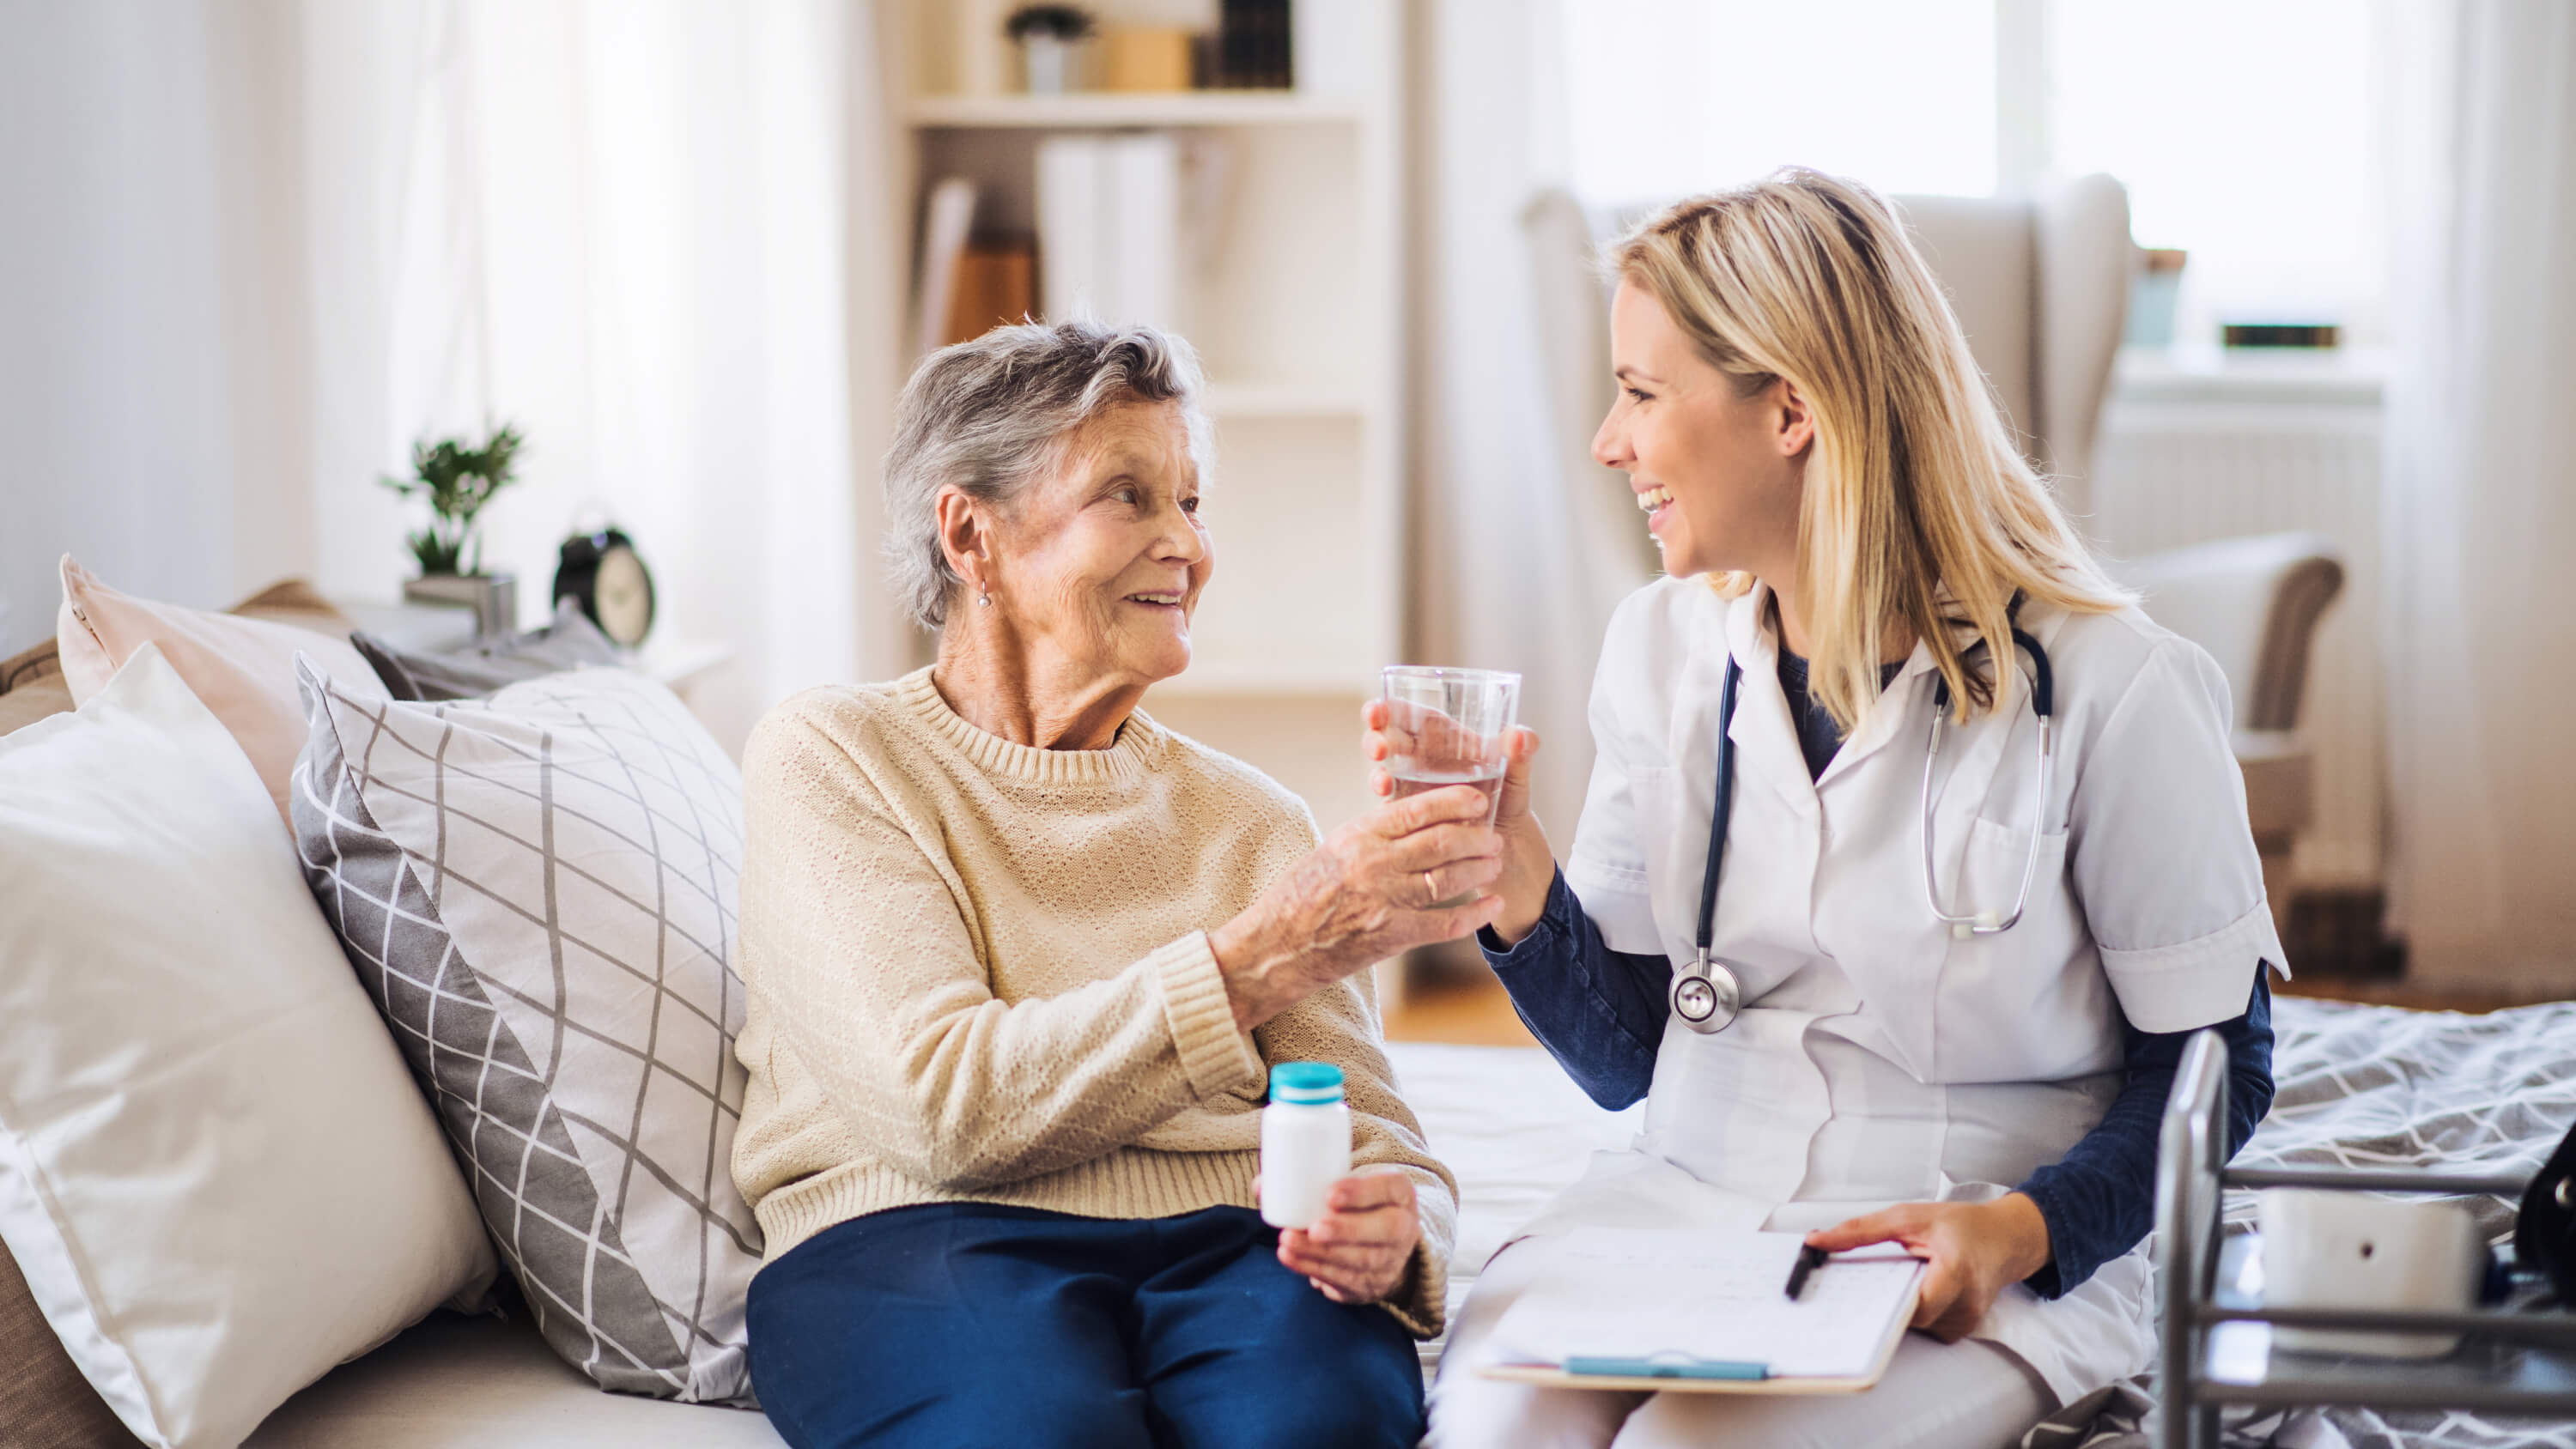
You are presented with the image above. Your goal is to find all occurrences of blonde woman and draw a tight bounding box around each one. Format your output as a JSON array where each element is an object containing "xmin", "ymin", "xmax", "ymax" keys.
[{"xmin": 1403, "ymin": 171, "xmax": 2284, "ymax": 1446}]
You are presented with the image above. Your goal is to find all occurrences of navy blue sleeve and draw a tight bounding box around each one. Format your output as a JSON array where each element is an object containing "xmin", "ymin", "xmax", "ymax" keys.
[
  {"xmin": 2015, "ymin": 968, "xmax": 2276, "ymax": 1297},
  {"xmin": 1476, "ymin": 868, "xmax": 1669, "ymax": 1111}
]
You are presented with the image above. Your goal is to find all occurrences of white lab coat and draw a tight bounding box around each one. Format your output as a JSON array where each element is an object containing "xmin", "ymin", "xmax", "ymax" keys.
[{"xmin": 1518, "ymin": 576, "xmax": 2285, "ymax": 1406}]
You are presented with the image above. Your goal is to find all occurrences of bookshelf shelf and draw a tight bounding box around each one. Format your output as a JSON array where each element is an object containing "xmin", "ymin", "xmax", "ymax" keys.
[{"xmin": 908, "ymin": 92, "xmax": 1363, "ymax": 130}]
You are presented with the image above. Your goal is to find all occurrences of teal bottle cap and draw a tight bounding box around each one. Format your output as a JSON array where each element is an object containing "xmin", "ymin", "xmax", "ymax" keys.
[{"xmin": 1268, "ymin": 1061, "xmax": 1345, "ymax": 1104}]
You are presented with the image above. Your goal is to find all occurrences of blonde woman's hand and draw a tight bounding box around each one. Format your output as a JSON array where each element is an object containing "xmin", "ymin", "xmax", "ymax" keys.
[
  {"xmin": 1802, "ymin": 1195, "xmax": 2053, "ymax": 1343},
  {"xmin": 1360, "ymin": 700, "xmax": 1552, "ymax": 947},
  {"xmin": 1210, "ymin": 786, "xmax": 1503, "ymax": 1031},
  {"xmin": 1276, "ymin": 1171, "xmax": 1420, "ymax": 1305}
]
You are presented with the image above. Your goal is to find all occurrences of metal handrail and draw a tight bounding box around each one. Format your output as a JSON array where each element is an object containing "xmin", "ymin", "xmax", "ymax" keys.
[
  {"xmin": 2222, "ymin": 1167, "xmax": 2530, "ymax": 1196},
  {"xmin": 2155, "ymin": 1030, "xmax": 2231, "ymax": 1449},
  {"xmin": 2196, "ymin": 1305, "xmax": 2576, "ymax": 1343}
]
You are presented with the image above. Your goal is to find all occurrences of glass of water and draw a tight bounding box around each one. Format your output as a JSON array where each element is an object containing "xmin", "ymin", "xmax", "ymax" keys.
[{"xmin": 1379, "ymin": 667, "xmax": 1521, "ymax": 842}]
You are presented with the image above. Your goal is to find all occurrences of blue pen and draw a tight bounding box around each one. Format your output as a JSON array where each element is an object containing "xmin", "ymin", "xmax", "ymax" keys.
[{"xmin": 1564, "ymin": 1355, "xmax": 1769, "ymax": 1380}]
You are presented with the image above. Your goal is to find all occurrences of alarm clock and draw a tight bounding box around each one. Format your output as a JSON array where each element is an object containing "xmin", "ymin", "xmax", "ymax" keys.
[{"xmin": 553, "ymin": 526, "xmax": 656, "ymax": 647}]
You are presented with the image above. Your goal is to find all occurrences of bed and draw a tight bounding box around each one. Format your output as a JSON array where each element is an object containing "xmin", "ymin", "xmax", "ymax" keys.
[
  {"xmin": 1390, "ymin": 994, "xmax": 2576, "ymax": 1449},
  {"xmin": 250, "ymin": 994, "xmax": 2572, "ymax": 1446}
]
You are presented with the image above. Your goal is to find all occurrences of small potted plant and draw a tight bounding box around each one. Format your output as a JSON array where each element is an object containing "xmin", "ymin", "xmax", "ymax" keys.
[
  {"xmin": 382, "ymin": 422, "xmax": 526, "ymax": 637},
  {"xmin": 1005, "ymin": 4, "xmax": 1094, "ymax": 94}
]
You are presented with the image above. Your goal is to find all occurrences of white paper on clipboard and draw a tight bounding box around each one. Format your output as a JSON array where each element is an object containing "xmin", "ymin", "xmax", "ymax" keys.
[{"xmin": 1487, "ymin": 1228, "xmax": 1923, "ymax": 1379}]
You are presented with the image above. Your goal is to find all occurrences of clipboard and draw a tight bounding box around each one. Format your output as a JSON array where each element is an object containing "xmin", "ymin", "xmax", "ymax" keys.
[{"xmin": 1473, "ymin": 1230, "xmax": 1925, "ymax": 1395}]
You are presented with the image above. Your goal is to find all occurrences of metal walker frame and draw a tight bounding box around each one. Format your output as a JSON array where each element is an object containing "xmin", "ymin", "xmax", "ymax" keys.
[{"xmin": 2154, "ymin": 1031, "xmax": 2576, "ymax": 1448}]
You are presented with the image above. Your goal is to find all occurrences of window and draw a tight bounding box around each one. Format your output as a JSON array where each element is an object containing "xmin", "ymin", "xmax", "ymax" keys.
[
  {"xmin": 1564, "ymin": 0, "xmax": 1996, "ymax": 203},
  {"xmin": 1559, "ymin": 1, "xmax": 2384, "ymax": 340},
  {"xmin": 2048, "ymin": 0, "xmax": 2380, "ymax": 336}
]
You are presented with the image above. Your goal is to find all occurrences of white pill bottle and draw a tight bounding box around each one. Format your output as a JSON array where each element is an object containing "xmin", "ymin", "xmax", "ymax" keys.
[{"xmin": 1260, "ymin": 1061, "xmax": 1352, "ymax": 1229}]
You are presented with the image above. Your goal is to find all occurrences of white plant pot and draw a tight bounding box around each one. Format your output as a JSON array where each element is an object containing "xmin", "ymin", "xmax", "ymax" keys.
[
  {"xmin": 403, "ymin": 571, "xmax": 518, "ymax": 640},
  {"xmin": 1020, "ymin": 34, "xmax": 1072, "ymax": 94}
]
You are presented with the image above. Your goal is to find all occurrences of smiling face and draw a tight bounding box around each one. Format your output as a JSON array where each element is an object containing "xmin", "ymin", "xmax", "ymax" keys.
[
  {"xmin": 1592, "ymin": 277, "xmax": 1814, "ymax": 583},
  {"xmin": 980, "ymin": 398, "xmax": 1212, "ymax": 691}
]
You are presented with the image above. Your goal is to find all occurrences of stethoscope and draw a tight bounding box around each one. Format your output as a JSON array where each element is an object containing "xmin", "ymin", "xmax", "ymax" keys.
[{"xmin": 1668, "ymin": 619, "xmax": 2057, "ymax": 1034}]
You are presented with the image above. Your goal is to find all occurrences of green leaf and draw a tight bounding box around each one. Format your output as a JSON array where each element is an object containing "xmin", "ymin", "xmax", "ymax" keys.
[{"xmin": 385, "ymin": 421, "xmax": 524, "ymax": 577}]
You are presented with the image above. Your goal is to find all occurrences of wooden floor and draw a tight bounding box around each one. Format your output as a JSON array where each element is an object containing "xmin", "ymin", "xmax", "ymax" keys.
[
  {"xmin": 1382, "ymin": 965, "xmax": 2569, "ymax": 1047},
  {"xmin": 1384, "ymin": 971, "xmax": 1538, "ymax": 1046}
]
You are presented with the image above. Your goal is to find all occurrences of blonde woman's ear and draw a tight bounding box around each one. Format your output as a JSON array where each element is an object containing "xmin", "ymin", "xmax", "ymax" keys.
[{"xmin": 1776, "ymin": 378, "xmax": 1817, "ymax": 455}]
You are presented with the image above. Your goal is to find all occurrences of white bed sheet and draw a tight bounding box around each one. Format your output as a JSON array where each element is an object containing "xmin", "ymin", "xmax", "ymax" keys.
[{"xmin": 1386, "ymin": 1039, "xmax": 1644, "ymax": 1372}]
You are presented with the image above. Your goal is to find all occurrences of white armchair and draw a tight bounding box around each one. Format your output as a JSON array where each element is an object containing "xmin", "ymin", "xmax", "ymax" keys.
[{"xmin": 1522, "ymin": 177, "xmax": 2342, "ymax": 923}]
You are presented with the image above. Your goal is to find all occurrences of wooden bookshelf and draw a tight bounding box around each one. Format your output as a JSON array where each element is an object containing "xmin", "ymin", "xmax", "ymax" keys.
[{"xmin": 881, "ymin": 2, "xmax": 1408, "ymax": 853}]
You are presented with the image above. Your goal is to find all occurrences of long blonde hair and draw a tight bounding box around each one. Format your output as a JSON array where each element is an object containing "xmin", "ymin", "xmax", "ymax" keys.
[{"xmin": 1609, "ymin": 168, "xmax": 2129, "ymax": 730}]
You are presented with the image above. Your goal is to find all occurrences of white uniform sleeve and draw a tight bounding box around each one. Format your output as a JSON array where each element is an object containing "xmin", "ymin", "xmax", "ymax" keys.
[
  {"xmin": 1563, "ymin": 599, "xmax": 1662, "ymax": 954},
  {"xmin": 2069, "ymin": 636, "xmax": 2287, "ymax": 1033}
]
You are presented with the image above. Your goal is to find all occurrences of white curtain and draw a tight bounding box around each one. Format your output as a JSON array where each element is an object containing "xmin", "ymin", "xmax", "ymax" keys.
[
  {"xmin": 303, "ymin": 0, "xmax": 907, "ymax": 749},
  {"xmin": 0, "ymin": 3, "xmax": 311, "ymax": 649},
  {"xmin": 0, "ymin": 0, "xmax": 903, "ymax": 750},
  {"xmin": 1410, "ymin": 0, "xmax": 1649, "ymax": 847},
  {"xmin": 2379, "ymin": 1, "xmax": 2576, "ymax": 987}
]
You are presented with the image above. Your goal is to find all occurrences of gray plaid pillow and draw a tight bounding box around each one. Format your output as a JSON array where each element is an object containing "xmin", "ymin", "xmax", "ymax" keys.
[{"xmin": 289, "ymin": 658, "xmax": 762, "ymax": 1405}]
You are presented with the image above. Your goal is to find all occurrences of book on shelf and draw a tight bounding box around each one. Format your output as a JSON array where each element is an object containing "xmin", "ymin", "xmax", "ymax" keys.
[
  {"xmin": 1036, "ymin": 132, "xmax": 1182, "ymax": 331},
  {"xmin": 913, "ymin": 175, "xmax": 1036, "ymax": 351},
  {"xmin": 1216, "ymin": 0, "xmax": 1293, "ymax": 88},
  {"xmin": 948, "ymin": 245, "xmax": 1034, "ymax": 343},
  {"xmin": 913, "ymin": 177, "xmax": 976, "ymax": 356}
]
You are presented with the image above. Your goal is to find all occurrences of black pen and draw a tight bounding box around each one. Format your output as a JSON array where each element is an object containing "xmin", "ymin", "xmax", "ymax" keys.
[{"xmin": 1783, "ymin": 1243, "xmax": 1827, "ymax": 1300}]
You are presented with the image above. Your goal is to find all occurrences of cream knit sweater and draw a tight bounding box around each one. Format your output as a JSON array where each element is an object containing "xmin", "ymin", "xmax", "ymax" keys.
[{"xmin": 731, "ymin": 668, "xmax": 1458, "ymax": 1336}]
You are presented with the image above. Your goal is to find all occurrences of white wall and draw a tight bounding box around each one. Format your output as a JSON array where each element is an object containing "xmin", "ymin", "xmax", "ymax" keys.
[{"xmin": 0, "ymin": 0, "xmax": 312, "ymax": 649}]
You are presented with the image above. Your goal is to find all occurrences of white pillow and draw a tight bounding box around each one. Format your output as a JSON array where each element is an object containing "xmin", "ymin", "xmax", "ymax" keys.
[
  {"xmin": 291, "ymin": 658, "xmax": 763, "ymax": 1405},
  {"xmin": 0, "ymin": 645, "xmax": 497, "ymax": 1449}
]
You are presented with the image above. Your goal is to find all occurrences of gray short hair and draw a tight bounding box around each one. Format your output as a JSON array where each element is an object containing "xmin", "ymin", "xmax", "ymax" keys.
[{"xmin": 882, "ymin": 320, "xmax": 1212, "ymax": 631}]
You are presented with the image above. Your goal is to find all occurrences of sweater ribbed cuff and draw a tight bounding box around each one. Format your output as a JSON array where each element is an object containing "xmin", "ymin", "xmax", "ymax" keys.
[{"xmin": 1149, "ymin": 931, "xmax": 1261, "ymax": 1099}]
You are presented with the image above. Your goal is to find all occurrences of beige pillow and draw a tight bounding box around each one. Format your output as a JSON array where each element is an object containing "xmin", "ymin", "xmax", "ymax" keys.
[
  {"xmin": 52, "ymin": 556, "xmax": 380, "ymax": 823},
  {"xmin": 0, "ymin": 644, "xmax": 498, "ymax": 1447}
]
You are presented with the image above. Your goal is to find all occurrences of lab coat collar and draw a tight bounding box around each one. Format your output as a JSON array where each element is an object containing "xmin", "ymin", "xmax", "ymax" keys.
[
  {"xmin": 1718, "ymin": 583, "xmax": 1841, "ymax": 813},
  {"xmin": 1722, "ymin": 582, "xmax": 1937, "ymax": 797},
  {"xmin": 1723, "ymin": 584, "xmax": 2067, "ymax": 793},
  {"xmin": 1814, "ymin": 621, "xmax": 1952, "ymax": 789}
]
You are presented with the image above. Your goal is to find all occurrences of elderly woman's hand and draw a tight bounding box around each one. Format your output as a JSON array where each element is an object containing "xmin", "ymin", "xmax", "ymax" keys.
[
  {"xmin": 1210, "ymin": 786, "xmax": 1503, "ymax": 1030},
  {"xmin": 1275, "ymin": 1171, "xmax": 1420, "ymax": 1305}
]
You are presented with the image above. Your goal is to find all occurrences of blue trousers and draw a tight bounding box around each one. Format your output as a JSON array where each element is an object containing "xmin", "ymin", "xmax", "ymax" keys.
[{"xmin": 745, "ymin": 1202, "xmax": 1426, "ymax": 1449}]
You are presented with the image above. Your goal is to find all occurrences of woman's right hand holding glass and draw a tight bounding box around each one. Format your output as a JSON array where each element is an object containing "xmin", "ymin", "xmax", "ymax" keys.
[
  {"xmin": 1360, "ymin": 700, "xmax": 1555, "ymax": 949},
  {"xmin": 1209, "ymin": 784, "xmax": 1505, "ymax": 1031}
]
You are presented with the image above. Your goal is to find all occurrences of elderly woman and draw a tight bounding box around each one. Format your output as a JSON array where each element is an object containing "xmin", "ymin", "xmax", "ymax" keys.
[{"xmin": 732, "ymin": 321, "xmax": 1489, "ymax": 1449}]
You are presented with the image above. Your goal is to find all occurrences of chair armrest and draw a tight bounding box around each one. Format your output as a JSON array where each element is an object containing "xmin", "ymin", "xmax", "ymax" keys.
[
  {"xmin": 2233, "ymin": 730, "xmax": 2313, "ymax": 842},
  {"xmin": 2115, "ymin": 532, "xmax": 2346, "ymax": 733}
]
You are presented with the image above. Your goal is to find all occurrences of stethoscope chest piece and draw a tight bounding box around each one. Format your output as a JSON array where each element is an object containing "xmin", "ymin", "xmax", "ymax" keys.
[{"xmin": 1671, "ymin": 948, "xmax": 1743, "ymax": 1034}]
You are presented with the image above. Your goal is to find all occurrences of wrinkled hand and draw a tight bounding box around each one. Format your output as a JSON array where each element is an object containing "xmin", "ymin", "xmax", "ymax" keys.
[
  {"xmin": 1276, "ymin": 1172, "xmax": 1420, "ymax": 1305},
  {"xmin": 1804, "ymin": 1194, "xmax": 2053, "ymax": 1343},
  {"xmin": 1361, "ymin": 700, "xmax": 1552, "ymax": 946},
  {"xmin": 1211, "ymin": 786, "xmax": 1502, "ymax": 1030}
]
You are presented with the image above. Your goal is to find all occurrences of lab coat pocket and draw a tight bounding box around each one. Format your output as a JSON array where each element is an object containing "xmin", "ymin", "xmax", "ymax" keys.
[{"xmin": 1930, "ymin": 815, "xmax": 2105, "ymax": 1082}]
